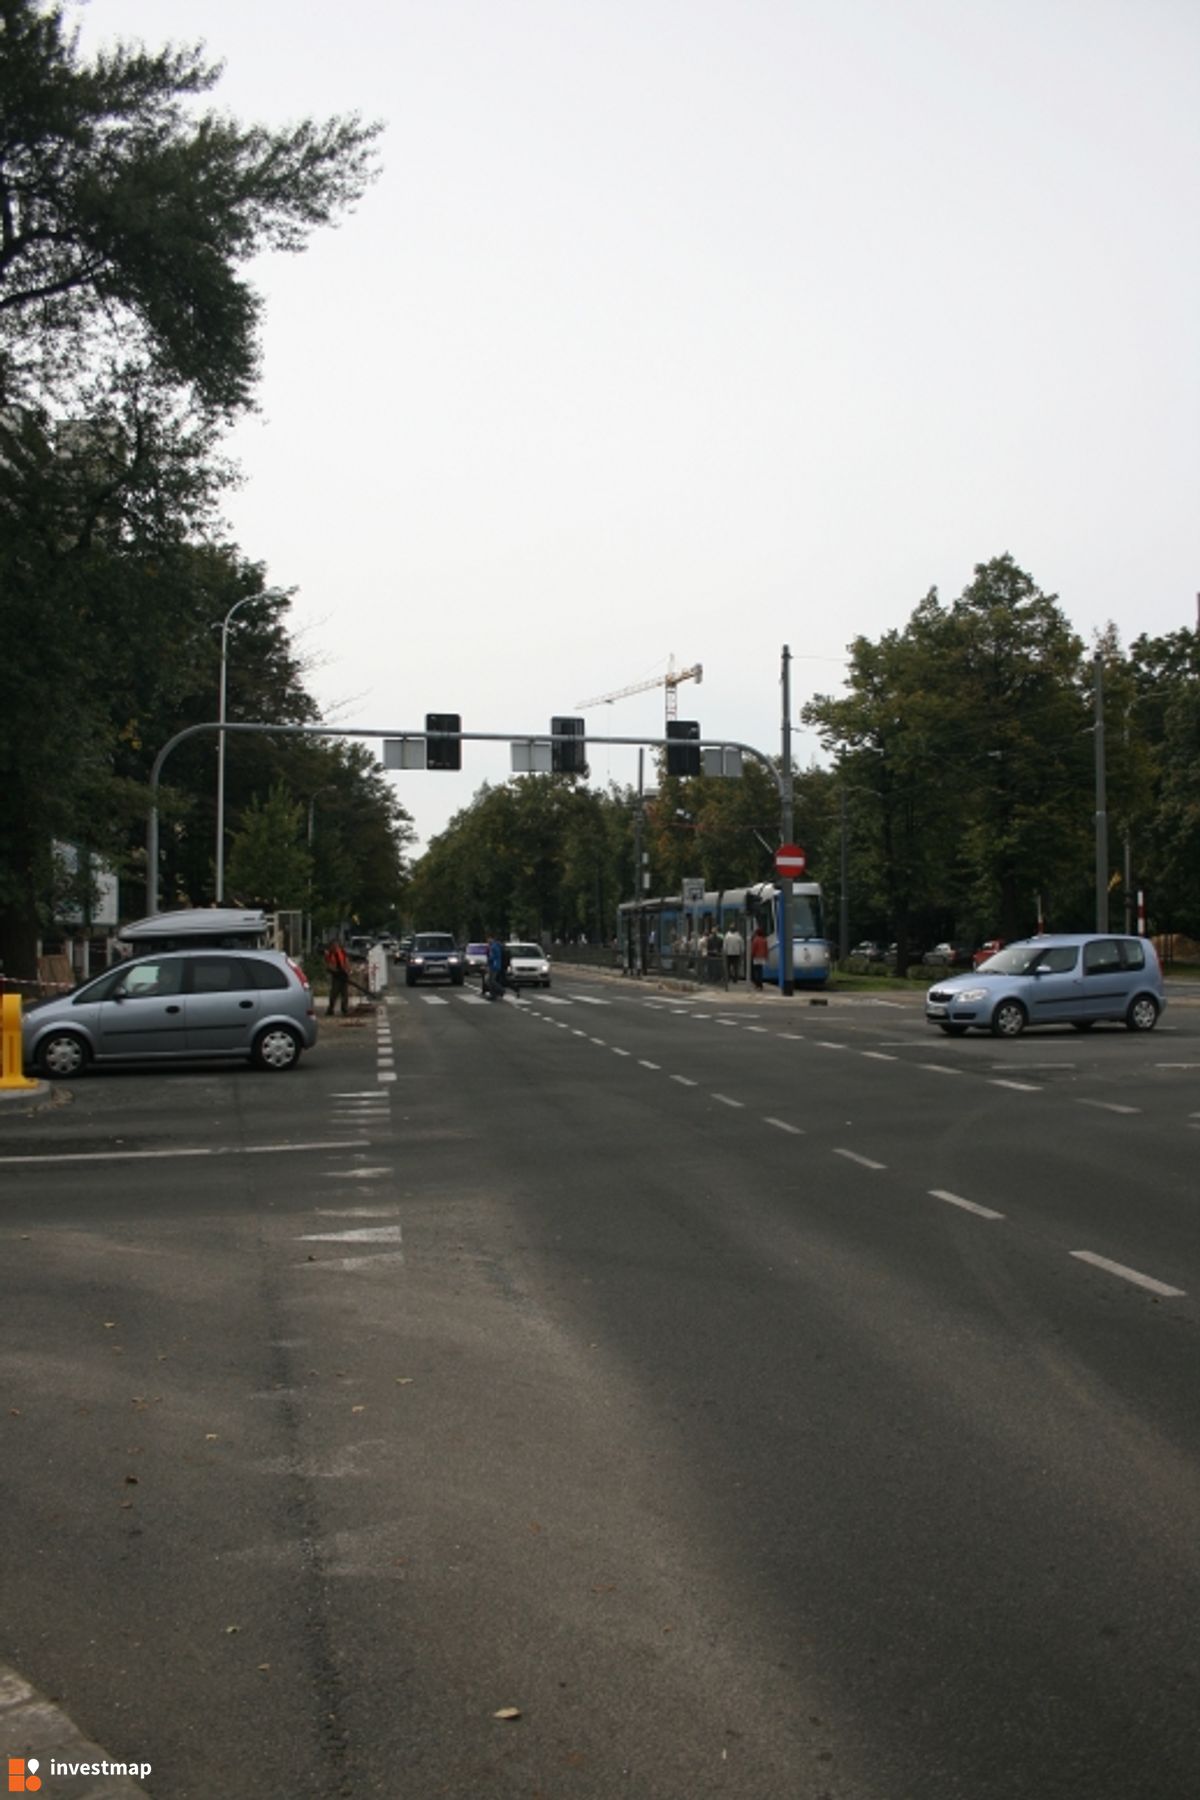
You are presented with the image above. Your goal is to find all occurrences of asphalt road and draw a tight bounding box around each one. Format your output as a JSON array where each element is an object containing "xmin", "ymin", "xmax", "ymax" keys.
[{"xmin": 0, "ymin": 975, "xmax": 1197, "ymax": 1799}]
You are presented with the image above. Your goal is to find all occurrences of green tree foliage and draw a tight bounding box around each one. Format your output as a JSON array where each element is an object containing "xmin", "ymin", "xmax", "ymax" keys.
[
  {"xmin": 0, "ymin": 1, "xmax": 381, "ymax": 416},
  {"xmin": 804, "ymin": 557, "xmax": 1093, "ymax": 955},
  {"xmin": 224, "ymin": 782, "xmax": 311, "ymax": 909},
  {"xmin": 406, "ymin": 777, "xmax": 634, "ymax": 943},
  {"xmin": 0, "ymin": 2, "xmax": 384, "ymax": 972},
  {"xmin": 1126, "ymin": 628, "xmax": 1200, "ymax": 934}
]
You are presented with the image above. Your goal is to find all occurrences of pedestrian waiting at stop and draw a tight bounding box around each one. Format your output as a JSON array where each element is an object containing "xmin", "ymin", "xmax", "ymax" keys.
[
  {"xmin": 723, "ymin": 922, "xmax": 745, "ymax": 983},
  {"xmin": 750, "ymin": 924, "xmax": 768, "ymax": 989}
]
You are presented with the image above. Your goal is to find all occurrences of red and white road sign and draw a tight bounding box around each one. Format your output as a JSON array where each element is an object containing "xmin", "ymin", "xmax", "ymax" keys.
[{"xmin": 775, "ymin": 843, "xmax": 807, "ymax": 878}]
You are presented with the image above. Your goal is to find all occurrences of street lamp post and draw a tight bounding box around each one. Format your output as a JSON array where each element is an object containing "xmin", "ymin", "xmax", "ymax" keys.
[{"xmin": 215, "ymin": 595, "xmax": 260, "ymax": 904}]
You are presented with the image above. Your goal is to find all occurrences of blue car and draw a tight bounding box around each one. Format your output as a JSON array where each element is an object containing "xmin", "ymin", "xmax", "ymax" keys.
[{"xmin": 925, "ymin": 934, "xmax": 1166, "ymax": 1038}]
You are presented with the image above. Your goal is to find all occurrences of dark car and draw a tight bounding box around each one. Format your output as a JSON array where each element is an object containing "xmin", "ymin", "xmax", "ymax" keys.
[{"xmin": 404, "ymin": 933, "xmax": 464, "ymax": 986}]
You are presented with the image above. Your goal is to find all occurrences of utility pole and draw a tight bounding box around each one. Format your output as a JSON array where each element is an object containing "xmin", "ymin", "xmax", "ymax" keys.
[
  {"xmin": 779, "ymin": 645, "xmax": 794, "ymax": 996},
  {"xmin": 839, "ymin": 784, "xmax": 849, "ymax": 962},
  {"xmin": 1093, "ymin": 652, "xmax": 1109, "ymax": 933},
  {"xmin": 632, "ymin": 748, "xmax": 645, "ymax": 975}
]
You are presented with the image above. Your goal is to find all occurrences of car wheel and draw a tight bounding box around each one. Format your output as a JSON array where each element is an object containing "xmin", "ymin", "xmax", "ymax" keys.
[
  {"xmin": 938, "ymin": 1023, "xmax": 968, "ymax": 1036},
  {"xmin": 1125, "ymin": 995, "xmax": 1159, "ymax": 1033},
  {"xmin": 990, "ymin": 999, "xmax": 1027, "ymax": 1038},
  {"xmin": 252, "ymin": 1024, "xmax": 303, "ymax": 1070},
  {"xmin": 1070, "ymin": 1020, "xmax": 1095, "ymax": 1032},
  {"xmin": 36, "ymin": 1031, "xmax": 90, "ymax": 1078}
]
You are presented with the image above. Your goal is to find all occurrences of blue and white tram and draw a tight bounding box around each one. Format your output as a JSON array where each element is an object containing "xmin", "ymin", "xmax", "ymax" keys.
[{"xmin": 618, "ymin": 880, "xmax": 829, "ymax": 987}]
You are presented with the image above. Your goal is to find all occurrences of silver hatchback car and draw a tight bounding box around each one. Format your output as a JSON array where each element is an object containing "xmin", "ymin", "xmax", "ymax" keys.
[
  {"xmin": 925, "ymin": 934, "xmax": 1166, "ymax": 1037},
  {"xmin": 23, "ymin": 948, "xmax": 317, "ymax": 1076}
]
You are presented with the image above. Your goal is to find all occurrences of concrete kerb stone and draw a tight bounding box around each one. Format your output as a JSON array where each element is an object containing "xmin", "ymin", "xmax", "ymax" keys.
[
  {"xmin": 0, "ymin": 1660, "xmax": 151, "ymax": 1794},
  {"xmin": 0, "ymin": 1079, "xmax": 54, "ymax": 1109}
]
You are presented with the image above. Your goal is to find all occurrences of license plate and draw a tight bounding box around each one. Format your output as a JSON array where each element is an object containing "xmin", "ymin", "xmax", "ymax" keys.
[{"xmin": 926, "ymin": 1004, "xmax": 948, "ymax": 1018}]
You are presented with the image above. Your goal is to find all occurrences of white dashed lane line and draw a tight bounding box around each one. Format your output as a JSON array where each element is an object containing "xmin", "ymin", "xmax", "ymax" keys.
[
  {"xmin": 929, "ymin": 1189, "xmax": 1005, "ymax": 1221},
  {"xmin": 862, "ymin": 1052, "xmax": 897, "ymax": 1062},
  {"xmin": 833, "ymin": 1148, "xmax": 887, "ymax": 1171},
  {"xmin": 639, "ymin": 1059, "xmax": 661, "ymax": 1070},
  {"xmin": 1069, "ymin": 1251, "xmax": 1186, "ymax": 1299},
  {"xmin": 671, "ymin": 1075, "xmax": 698, "ymax": 1088},
  {"xmin": 918, "ymin": 1063, "xmax": 964, "ymax": 1076},
  {"xmin": 1076, "ymin": 1099, "xmax": 1141, "ymax": 1115},
  {"xmin": 711, "ymin": 1093, "xmax": 744, "ymax": 1109},
  {"xmin": 764, "ymin": 1117, "xmax": 804, "ymax": 1135},
  {"xmin": 990, "ymin": 1079, "xmax": 1042, "ymax": 1093}
]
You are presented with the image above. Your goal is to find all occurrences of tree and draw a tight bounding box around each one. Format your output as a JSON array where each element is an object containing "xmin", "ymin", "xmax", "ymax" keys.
[
  {"xmin": 0, "ymin": 2, "xmax": 381, "ymax": 417},
  {"xmin": 0, "ymin": 2, "xmax": 382, "ymax": 973},
  {"xmin": 224, "ymin": 783, "xmax": 311, "ymax": 910}
]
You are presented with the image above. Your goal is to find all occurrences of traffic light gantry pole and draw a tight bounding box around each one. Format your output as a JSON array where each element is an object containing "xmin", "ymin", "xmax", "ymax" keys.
[{"xmin": 145, "ymin": 720, "xmax": 785, "ymax": 918}]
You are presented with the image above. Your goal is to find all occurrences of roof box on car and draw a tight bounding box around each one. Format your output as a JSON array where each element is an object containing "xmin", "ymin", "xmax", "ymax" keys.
[{"xmin": 118, "ymin": 908, "xmax": 273, "ymax": 951}]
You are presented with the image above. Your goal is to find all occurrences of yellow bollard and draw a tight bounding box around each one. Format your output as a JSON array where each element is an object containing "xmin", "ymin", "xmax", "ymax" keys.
[{"xmin": 1, "ymin": 992, "xmax": 40, "ymax": 1089}]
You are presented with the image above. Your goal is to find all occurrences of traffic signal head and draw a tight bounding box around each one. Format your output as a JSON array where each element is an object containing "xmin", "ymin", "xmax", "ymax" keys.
[
  {"xmin": 425, "ymin": 713, "xmax": 462, "ymax": 770},
  {"xmin": 551, "ymin": 716, "xmax": 587, "ymax": 775},
  {"xmin": 666, "ymin": 719, "xmax": 701, "ymax": 777}
]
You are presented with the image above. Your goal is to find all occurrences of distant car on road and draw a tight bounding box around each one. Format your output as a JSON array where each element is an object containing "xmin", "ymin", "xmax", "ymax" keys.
[
  {"xmin": 405, "ymin": 933, "xmax": 464, "ymax": 986},
  {"xmin": 506, "ymin": 943, "xmax": 552, "ymax": 988},
  {"xmin": 23, "ymin": 948, "xmax": 316, "ymax": 1076},
  {"xmin": 925, "ymin": 934, "xmax": 1166, "ymax": 1037}
]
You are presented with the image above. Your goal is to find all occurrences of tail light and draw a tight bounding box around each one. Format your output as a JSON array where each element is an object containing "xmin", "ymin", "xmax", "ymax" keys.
[{"xmin": 286, "ymin": 956, "xmax": 310, "ymax": 989}]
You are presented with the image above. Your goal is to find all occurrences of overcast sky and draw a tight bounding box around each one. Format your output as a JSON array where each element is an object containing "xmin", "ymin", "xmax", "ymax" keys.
[{"xmin": 77, "ymin": 0, "xmax": 1200, "ymax": 850}]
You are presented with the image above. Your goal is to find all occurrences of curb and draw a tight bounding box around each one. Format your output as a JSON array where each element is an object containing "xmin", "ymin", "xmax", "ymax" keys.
[{"xmin": 0, "ymin": 1663, "xmax": 150, "ymax": 1796}]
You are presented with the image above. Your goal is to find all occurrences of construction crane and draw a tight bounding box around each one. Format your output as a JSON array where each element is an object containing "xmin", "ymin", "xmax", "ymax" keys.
[{"xmin": 576, "ymin": 654, "xmax": 703, "ymax": 723}]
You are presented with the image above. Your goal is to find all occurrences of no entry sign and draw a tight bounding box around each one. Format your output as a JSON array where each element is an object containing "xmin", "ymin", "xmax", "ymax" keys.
[{"xmin": 775, "ymin": 843, "xmax": 807, "ymax": 878}]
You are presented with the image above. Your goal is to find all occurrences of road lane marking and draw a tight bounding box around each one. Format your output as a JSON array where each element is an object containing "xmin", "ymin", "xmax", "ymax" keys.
[
  {"xmin": 929, "ymin": 1189, "xmax": 1005, "ymax": 1220},
  {"xmin": 572, "ymin": 1028, "xmax": 588, "ymax": 1037},
  {"xmin": 0, "ymin": 1139, "xmax": 371, "ymax": 1167},
  {"xmin": 590, "ymin": 1037, "xmax": 607, "ymax": 1046},
  {"xmin": 639, "ymin": 1059, "xmax": 660, "ymax": 1070},
  {"xmin": 862, "ymin": 1052, "xmax": 897, "ymax": 1062},
  {"xmin": 746, "ymin": 1026, "xmax": 768, "ymax": 1034},
  {"xmin": 569, "ymin": 994, "xmax": 609, "ymax": 1005},
  {"xmin": 764, "ymin": 1117, "xmax": 803, "ymax": 1135},
  {"xmin": 833, "ymin": 1148, "xmax": 886, "ymax": 1170},
  {"xmin": 777, "ymin": 1033, "xmax": 804, "ymax": 1040},
  {"xmin": 1076, "ymin": 1099, "xmax": 1141, "ymax": 1115},
  {"xmin": 816, "ymin": 1041, "xmax": 846, "ymax": 1050},
  {"xmin": 332, "ymin": 1092, "xmax": 387, "ymax": 1099},
  {"xmin": 1069, "ymin": 1251, "xmax": 1185, "ymax": 1298},
  {"xmin": 919, "ymin": 1063, "xmax": 963, "ymax": 1076},
  {"xmin": 712, "ymin": 1093, "xmax": 744, "ymax": 1108},
  {"xmin": 378, "ymin": 1072, "xmax": 397, "ymax": 1083},
  {"xmin": 299, "ymin": 1225, "xmax": 404, "ymax": 1243},
  {"xmin": 990, "ymin": 1079, "xmax": 1041, "ymax": 1092},
  {"xmin": 671, "ymin": 1075, "xmax": 698, "ymax": 1087},
  {"xmin": 420, "ymin": 994, "xmax": 449, "ymax": 1005},
  {"xmin": 612, "ymin": 1047, "xmax": 631, "ymax": 1057}
]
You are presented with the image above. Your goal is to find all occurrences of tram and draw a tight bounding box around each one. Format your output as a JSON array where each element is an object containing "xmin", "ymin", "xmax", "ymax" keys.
[{"xmin": 618, "ymin": 880, "xmax": 829, "ymax": 987}]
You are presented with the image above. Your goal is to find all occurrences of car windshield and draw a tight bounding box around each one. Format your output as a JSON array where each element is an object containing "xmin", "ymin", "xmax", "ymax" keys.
[
  {"xmin": 414, "ymin": 935, "xmax": 454, "ymax": 951},
  {"xmin": 978, "ymin": 943, "xmax": 1068, "ymax": 975},
  {"xmin": 465, "ymin": 943, "xmax": 487, "ymax": 954},
  {"xmin": 508, "ymin": 945, "xmax": 544, "ymax": 958}
]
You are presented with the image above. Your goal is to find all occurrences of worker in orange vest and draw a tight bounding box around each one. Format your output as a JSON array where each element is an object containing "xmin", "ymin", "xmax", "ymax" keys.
[{"xmin": 324, "ymin": 936, "xmax": 351, "ymax": 1016}]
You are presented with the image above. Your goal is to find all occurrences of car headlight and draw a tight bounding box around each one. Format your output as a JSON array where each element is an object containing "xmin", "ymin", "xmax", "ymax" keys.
[
  {"xmin": 448, "ymin": 956, "xmax": 460, "ymax": 964},
  {"xmin": 950, "ymin": 987, "xmax": 987, "ymax": 1002},
  {"xmin": 412, "ymin": 956, "xmax": 424, "ymax": 965}
]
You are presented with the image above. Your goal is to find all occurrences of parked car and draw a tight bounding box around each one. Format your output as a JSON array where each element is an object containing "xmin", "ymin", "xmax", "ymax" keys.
[
  {"xmin": 463, "ymin": 942, "xmax": 489, "ymax": 975},
  {"xmin": 922, "ymin": 942, "xmax": 973, "ymax": 968},
  {"xmin": 851, "ymin": 941, "xmax": 885, "ymax": 963},
  {"xmin": 405, "ymin": 933, "xmax": 464, "ymax": 986},
  {"xmin": 506, "ymin": 943, "xmax": 552, "ymax": 988},
  {"xmin": 23, "ymin": 948, "xmax": 317, "ymax": 1076},
  {"xmin": 973, "ymin": 938, "xmax": 1005, "ymax": 968},
  {"xmin": 925, "ymin": 934, "xmax": 1165, "ymax": 1037}
]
